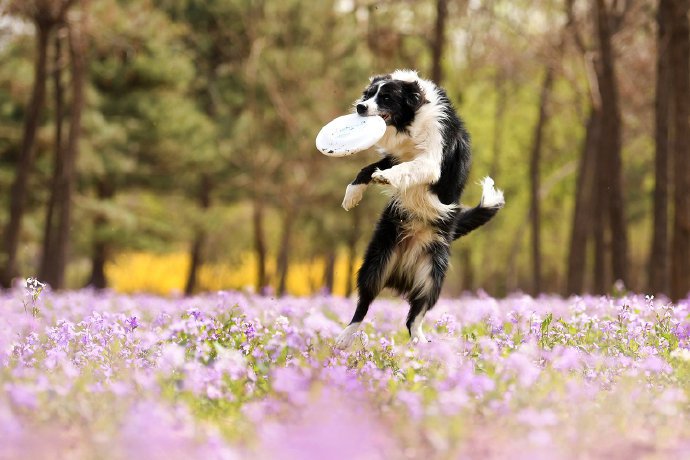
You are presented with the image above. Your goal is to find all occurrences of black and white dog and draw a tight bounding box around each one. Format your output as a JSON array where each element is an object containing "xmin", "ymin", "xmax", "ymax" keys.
[{"xmin": 336, "ymin": 69, "xmax": 505, "ymax": 348}]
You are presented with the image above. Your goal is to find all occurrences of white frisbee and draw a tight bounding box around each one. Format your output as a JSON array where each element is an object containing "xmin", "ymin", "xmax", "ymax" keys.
[{"xmin": 316, "ymin": 113, "xmax": 387, "ymax": 157}]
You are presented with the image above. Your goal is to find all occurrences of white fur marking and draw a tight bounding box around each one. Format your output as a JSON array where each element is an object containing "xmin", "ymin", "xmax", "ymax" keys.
[
  {"xmin": 342, "ymin": 183, "xmax": 367, "ymax": 211},
  {"xmin": 335, "ymin": 322, "xmax": 361, "ymax": 349},
  {"xmin": 410, "ymin": 314, "xmax": 428, "ymax": 343},
  {"xmin": 479, "ymin": 176, "xmax": 505, "ymax": 208},
  {"xmin": 356, "ymin": 81, "xmax": 386, "ymax": 115},
  {"xmin": 391, "ymin": 69, "xmax": 420, "ymax": 83},
  {"xmin": 392, "ymin": 186, "xmax": 456, "ymax": 222},
  {"xmin": 410, "ymin": 257, "xmax": 434, "ymax": 297}
]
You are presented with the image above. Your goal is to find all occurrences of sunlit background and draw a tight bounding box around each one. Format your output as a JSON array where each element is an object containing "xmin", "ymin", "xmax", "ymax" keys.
[{"xmin": 0, "ymin": 0, "xmax": 688, "ymax": 299}]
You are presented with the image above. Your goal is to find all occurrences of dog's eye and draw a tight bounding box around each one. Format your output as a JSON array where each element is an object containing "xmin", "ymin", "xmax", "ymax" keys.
[{"xmin": 380, "ymin": 95, "xmax": 391, "ymax": 102}]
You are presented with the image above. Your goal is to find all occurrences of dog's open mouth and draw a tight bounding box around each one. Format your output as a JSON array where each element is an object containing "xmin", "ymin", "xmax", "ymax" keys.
[{"xmin": 379, "ymin": 113, "xmax": 391, "ymax": 123}]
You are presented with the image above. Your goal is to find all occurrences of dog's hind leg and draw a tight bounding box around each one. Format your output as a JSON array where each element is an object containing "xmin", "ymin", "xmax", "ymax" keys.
[
  {"xmin": 407, "ymin": 299, "xmax": 431, "ymax": 343},
  {"xmin": 406, "ymin": 244, "xmax": 448, "ymax": 343},
  {"xmin": 336, "ymin": 207, "xmax": 400, "ymax": 349}
]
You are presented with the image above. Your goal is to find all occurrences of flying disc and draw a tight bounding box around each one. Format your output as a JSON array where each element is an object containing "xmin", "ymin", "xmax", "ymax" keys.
[{"xmin": 316, "ymin": 113, "xmax": 387, "ymax": 157}]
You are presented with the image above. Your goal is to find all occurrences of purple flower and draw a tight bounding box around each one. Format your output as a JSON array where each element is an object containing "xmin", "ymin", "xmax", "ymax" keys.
[
  {"xmin": 271, "ymin": 366, "xmax": 310, "ymax": 405},
  {"xmin": 257, "ymin": 390, "xmax": 397, "ymax": 459},
  {"xmin": 396, "ymin": 390, "xmax": 424, "ymax": 420},
  {"xmin": 242, "ymin": 321, "xmax": 256, "ymax": 340},
  {"xmin": 6, "ymin": 384, "xmax": 37, "ymax": 409},
  {"xmin": 125, "ymin": 316, "xmax": 139, "ymax": 332}
]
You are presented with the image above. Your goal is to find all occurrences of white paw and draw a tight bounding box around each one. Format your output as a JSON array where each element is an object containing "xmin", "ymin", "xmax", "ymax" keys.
[
  {"xmin": 342, "ymin": 184, "xmax": 366, "ymax": 211},
  {"xmin": 371, "ymin": 169, "xmax": 392, "ymax": 186},
  {"xmin": 479, "ymin": 176, "xmax": 505, "ymax": 208},
  {"xmin": 410, "ymin": 329, "xmax": 430, "ymax": 344},
  {"xmin": 335, "ymin": 323, "xmax": 360, "ymax": 349},
  {"xmin": 374, "ymin": 169, "xmax": 414, "ymax": 189},
  {"xmin": 410, "ymin": 315, "xmax": 430, "ymax": 344}
]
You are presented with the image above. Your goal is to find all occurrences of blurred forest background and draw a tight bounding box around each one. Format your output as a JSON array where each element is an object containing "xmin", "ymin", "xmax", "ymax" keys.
[{"xmin": 0, "ymin": 0, "xmax": 689, "ymax": 299}]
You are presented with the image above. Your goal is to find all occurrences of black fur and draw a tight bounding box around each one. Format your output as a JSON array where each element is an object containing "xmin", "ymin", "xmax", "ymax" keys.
[
  {"xmin": 340, "ymin": 72, "xmax": 503, "ymax": 343},
  {"xmin": 351, "ymin": 155, "xmax": 397, "ymax": 185}
]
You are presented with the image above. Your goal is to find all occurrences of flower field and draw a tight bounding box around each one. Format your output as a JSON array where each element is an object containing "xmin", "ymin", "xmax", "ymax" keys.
[{"xmin": 2, "ymin": 285, "xmax": 690, "ymax": 459}]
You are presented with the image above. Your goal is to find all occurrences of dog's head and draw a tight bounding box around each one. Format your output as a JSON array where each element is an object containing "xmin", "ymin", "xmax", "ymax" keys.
[{"xmin": 355, "ymin": 73, "xmax": 427, "ymax": 131}]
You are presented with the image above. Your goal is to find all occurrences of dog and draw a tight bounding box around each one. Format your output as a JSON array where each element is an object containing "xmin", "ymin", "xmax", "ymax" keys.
[{"xmin": 335, "ymin": 69, "xmax": 505, "ymax": 348}]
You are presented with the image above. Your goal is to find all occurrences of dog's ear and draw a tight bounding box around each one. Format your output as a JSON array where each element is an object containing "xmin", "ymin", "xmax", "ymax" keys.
[{"xmin": 401, "ymin": 81, "xmax": 426, "ymax": 111}]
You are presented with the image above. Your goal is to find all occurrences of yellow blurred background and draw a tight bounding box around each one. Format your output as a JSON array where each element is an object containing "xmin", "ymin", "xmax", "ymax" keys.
[{"xmin": 107, "ymin": 252, "xmax": 358, "ymax": 297}]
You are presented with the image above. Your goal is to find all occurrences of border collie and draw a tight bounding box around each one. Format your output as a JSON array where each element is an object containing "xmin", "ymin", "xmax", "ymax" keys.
[{"xmin": 336, "ymin": 69, "xmax": 505, "ymax": 348}]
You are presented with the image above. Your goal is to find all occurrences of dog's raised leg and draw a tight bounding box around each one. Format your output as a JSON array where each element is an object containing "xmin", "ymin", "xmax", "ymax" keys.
[{"xmin": 342, "ymin": 155, "xmax": 396, "ymax": 211}]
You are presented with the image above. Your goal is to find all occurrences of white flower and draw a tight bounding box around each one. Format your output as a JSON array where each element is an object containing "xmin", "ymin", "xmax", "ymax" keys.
[
  {"xmin": 670, "ymin": 348, "xmax": 690, "ymax": 361},
  {"xmin": 24, "ymin": 277, "xmax": 46, "ymax": 294}
]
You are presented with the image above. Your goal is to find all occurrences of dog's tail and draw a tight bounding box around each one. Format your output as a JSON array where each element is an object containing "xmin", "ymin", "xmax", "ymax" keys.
[{"xmin": 452, "ymin": 177, "xmax": 505, "ymax": 240}]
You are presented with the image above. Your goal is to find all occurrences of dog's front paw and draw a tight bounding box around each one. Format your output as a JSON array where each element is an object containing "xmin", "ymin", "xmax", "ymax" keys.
[
  {"xmin": 342, "ymin": 184, "xmax": 366, "ymax": 211},
  {"xmin": 371, "ymin": 170, "xmax": 391, "ymax": 185}
]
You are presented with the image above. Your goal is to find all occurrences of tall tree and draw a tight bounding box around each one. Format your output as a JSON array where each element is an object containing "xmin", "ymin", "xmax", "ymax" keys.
[
  {"xmin": 566, "ymin": 108, "xmax": 600, "ymax": 294},
  {"xmin": 52, "ymin": 3, "xmax": 86, "ymax": 289},
  {"xmin": 529, "ymin": 66, "xmax": 554, "ymax": 295},
  {"xmin": 81, "ymin": 0, "xmax": 213, "ymax": 289},
  {"xmin": 670, "ymin": 0, "xmax": 690, "ymax": 301},
  {"xmin": 566, "ymin": 0, "xmax": 631, "ymax": 294},
  {"xmin": 594, "ymin": 0, "xmax": 628, "ymax": 290},
  {"xmin": 430, "ymin": 0, "xmax": 448, "ymax": 84},
  {"xmin": 649, "ymin": 0, "xmax": 672, "ymax": 296},
  {"xmin": 184, "ymin": 173, "xmax": 211, "ymax": 295},
  {"xmin": 2, "ymin": 0, "xmax": 74, "ymax": 287},
  {"xmin": 276, "ymin": 206, "xmax": 295, "ymax": 297},
  {"xmin": 252, "ymin": 199, "xmax": 268, "ymax": 293},
  {"xmin": 85, "ymin": 179, "xmax": 113, "ymax": 289},
  {"xmin": 39, "ymin": 27, "xmax": 66, "ymax": 284},
  {"xmin": 154, "ymin": 0, "xmax": 249, "ymax": 295}
]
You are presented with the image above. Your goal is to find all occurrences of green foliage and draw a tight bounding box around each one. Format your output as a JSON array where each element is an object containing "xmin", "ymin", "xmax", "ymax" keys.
[{"xmin": 0, "ymin": 0, "xmax": 663, "ymax": 292}]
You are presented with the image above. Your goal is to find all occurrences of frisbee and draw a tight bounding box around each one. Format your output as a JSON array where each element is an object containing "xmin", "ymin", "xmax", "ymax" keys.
[{"xmin": 316, "ymin": 113, "xmax": 387, "ymax": 157}]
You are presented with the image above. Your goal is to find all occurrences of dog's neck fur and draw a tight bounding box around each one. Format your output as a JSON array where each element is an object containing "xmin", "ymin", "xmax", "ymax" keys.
[{"xmin": 374, "ymin": 70, "xmax": 455, "ymax": 222}]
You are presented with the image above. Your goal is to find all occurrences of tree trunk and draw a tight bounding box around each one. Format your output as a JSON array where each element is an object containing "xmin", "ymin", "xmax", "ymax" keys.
[
  {"xmin": 592, "ymin": 186, "xmax": 610, "ymax": 294},
  {"xmin": 184, "ymin": 174, "xmax": 212, "ymax": 296},
  {"xmin": 323, "ymin": 250, "xmax": 336, "ymax": 295},
  {"xmin": 184, "ymin": 233, "xmax": 204, "ymax": 296},
  {"xmin": 276, "ymin": 210, "xmax": 295, "ymax": 297},
  {"xmin": 252, "ymin": 198, "xmax": 267, "ymax": 294},
  {"xmin": 649, "ymin": 0, "xmax": 672, "ymax": 296},
  {"xmin": 86, "ymin": 179, "xmax": 114, "ymax": 289},
  {"xmin": 430, "ymin": 0, "xmax": 447, "ymax": 84},
  {"xmin": 670, "ymin": 0, "xmax": 690, "ymax": 301},
  {"xmin": 1, "ymin": 23, "xmax": 51, "ymax": 287},
  {"xmin": 529, "ymin": 67, "xmax": 554, "ymax": 295},
  {"xmin": 50, "ymin": 17, "xmax": 86, "ymax": 290},
  {"xmin": 566, "ymin": 109, "xmax": 600, "ymax": 294},
  {"xmin": 490, "ymin": 73, "xmax": 507, "ymax": 181},
  {"xmin": 40, "ymin": 28, "xmax": 66, "ymax": 286},
  {"xmin": 482, "ymin": 73, "xmax": 507, "ymax": 290},
  {"xmin": 461, "ymin": 249, "xmax": 474, "ymax": 293},
  {"xmin": 506, "ymin": 223, "xmax": 527, "ymax": 292},
  {"xmin": 595, "ymin": 0, "xmax": 628, "ymax": 289},
  {"xmin": 591, "ymin": 52, "xmax": 610, "ymax": 295}
]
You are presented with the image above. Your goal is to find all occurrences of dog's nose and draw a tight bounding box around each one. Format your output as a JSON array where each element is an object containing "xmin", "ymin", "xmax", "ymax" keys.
[{"xmin": 356, "ymin": 103, "xmax": 367, "ymax": 115}]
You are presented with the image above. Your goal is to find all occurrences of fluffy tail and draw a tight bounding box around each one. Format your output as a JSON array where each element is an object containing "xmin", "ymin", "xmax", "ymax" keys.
[{"xmin": 452, "ymin": 177, "xmax": 505, "ymax": 240}]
